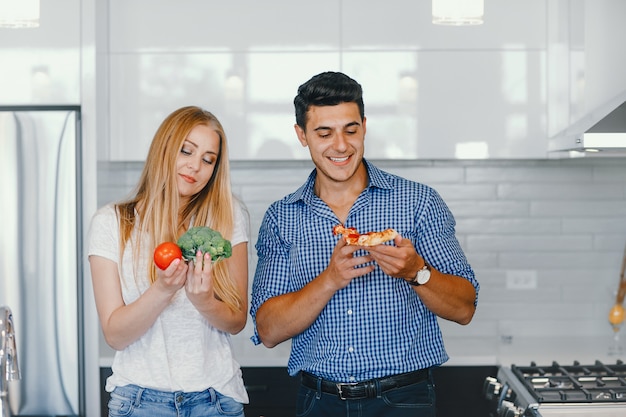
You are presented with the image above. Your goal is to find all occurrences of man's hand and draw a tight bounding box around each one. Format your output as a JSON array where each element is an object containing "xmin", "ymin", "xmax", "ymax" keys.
[
  {"xmin": 364, "ymin": 234, "xmax": 423, "ymax": 280},
  {"xmin": 323, "ymin": 237, "xmax": 375, "ymax": 290}
]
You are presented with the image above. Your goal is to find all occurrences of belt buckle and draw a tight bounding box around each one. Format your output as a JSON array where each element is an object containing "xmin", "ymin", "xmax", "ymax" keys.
[{"xmin": 336, "ymin": 382, "xmax": 358, "ymax": 400}]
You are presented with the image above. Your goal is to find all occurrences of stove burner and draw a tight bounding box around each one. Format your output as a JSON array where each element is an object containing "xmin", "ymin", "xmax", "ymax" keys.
[{"xmin": 512, "ymin": 360, "xmax": 626, "ymax": 403}]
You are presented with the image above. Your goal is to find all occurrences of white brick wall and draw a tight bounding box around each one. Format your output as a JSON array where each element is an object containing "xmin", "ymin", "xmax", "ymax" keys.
[{"xmin": 96, "ymin": 158, "xmax": 626, "ymax": 363}]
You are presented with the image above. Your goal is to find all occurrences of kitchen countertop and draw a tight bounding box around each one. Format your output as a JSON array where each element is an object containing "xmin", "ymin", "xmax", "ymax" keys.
[
  {"xmin": 445, "ymin": 335, "xmax": 625, "ymax": 368},
  {"xmin": 233, "ymin": 335, "xmax": 626, "ymax": 368},
  {"xmin": 98, "ymin": 335, "xmax": 625, "ymax": 368}
]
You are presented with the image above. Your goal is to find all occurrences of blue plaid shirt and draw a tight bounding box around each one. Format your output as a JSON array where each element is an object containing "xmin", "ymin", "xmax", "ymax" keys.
[{"xmin": 250, "ymin": 160, "xmax": 478, "ymax": 381}]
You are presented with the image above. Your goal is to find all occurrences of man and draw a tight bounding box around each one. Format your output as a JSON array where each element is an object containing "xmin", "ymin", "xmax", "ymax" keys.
[{"xmin": 250, "ymin": 71, "xmax": 479, "ymax": 417}]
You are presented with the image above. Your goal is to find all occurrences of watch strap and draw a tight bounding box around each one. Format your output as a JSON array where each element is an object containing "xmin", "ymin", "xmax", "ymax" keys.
[{"xmin": 408, "ymin": 262, "xmax": 431, "ymax": 286}]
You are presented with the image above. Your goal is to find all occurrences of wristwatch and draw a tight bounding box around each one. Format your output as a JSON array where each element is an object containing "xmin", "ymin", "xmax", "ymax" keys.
[{"xmin": 408, "ymin": 262, "xmax": 431, "ymax": 286}]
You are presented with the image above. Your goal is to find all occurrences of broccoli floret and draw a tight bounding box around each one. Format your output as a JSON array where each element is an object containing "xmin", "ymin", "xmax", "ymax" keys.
[{"xmin": 176, "ymin": 226, "xmax": 232, "ymax": 263}]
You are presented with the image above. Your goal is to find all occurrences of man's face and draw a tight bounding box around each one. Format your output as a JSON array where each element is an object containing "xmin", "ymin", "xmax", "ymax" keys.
[{"xmin": 294, "ymin": 102, "xmax": 367, "ymax": 185}]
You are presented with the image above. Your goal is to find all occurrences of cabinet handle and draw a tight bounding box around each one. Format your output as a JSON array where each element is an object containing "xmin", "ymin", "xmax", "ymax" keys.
[{"xmin": 245, "ymin": 384, "xmax": 269, "ymax": 392}]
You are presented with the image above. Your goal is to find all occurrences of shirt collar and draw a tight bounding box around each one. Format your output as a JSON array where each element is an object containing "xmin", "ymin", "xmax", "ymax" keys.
[{"xmin": 285, "ymin": 159, "xmax": 394, "ymax": 205}]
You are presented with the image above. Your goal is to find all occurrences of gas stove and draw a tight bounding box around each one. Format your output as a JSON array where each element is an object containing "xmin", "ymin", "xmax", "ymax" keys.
[{"xmin": 484, "ymin": 360, "xmax": 626, "ymax": 417}]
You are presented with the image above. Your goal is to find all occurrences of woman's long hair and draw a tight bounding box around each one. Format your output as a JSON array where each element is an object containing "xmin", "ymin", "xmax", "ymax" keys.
[{"xmin": 115, "ymin": 106, "xmax": 241, "ymax": 311}]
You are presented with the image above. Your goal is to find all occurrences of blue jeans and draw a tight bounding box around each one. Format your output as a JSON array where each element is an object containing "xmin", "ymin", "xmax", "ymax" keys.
[
  {"xmin": 296, "ymin": 373, "xmax": 436, "ymax": 417},
  {"xmin": 108, "ymin": 384, "xmax": 245, "ymax": 417}
]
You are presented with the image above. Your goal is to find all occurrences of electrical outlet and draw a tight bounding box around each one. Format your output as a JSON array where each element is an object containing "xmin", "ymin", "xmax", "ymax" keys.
[{"xmin": 506, "ymin": 270, "xmax": 538, "ymax": 290}]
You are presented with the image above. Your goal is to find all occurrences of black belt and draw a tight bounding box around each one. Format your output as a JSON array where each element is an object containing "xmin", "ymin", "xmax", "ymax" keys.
[{"xmin": 300, "ymin": 369, "xmax": 429, "ymax": 400}]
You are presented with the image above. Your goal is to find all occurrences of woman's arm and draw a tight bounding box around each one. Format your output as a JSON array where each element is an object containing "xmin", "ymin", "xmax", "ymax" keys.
[
  {"xmin": 185, "ymin": 242, "xmax": 249, "ymax": 334},
  {"xmin": 89, "ymin": 254, "xmax": 188, "ymax": 350}
]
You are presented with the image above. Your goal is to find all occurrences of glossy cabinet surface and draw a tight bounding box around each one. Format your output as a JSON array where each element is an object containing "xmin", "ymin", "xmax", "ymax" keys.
[
  {"xmin": 1, "ymin": 1, "xmax": 624, "ymax": 160},
  {"xmin": 0, "ymin": 0, "xmax": 81, "ymax": 105},
  {"xmin": 105, "ymin": 0, "xmax": 560, "ymax": 161}
]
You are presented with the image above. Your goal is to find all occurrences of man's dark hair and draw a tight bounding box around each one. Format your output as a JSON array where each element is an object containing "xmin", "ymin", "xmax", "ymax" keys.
[{"xmin": 294, "ymin": 71, "xmax": 365, "ymax": 129}]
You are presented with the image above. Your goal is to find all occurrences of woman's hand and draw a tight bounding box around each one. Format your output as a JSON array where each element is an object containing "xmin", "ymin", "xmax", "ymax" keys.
[
  {"xmin": 154, "ymin": 257, "xmax": 188, "ymax": 296},
  {"xmin": 185, "ymin": 251, "xmax": 215, "ymax": 307},
  {"xmin": 184, "ymin": 243, "xmax": 249, "ymax": 334}
]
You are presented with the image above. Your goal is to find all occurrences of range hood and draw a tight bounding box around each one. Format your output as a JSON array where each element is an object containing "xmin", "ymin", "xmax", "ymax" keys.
[{"xmin": 549, "ymin": 91, "xmax": 626, "ymax": 157}]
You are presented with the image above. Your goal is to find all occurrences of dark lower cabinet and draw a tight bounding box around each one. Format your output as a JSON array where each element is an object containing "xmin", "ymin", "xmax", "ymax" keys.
[
  {"xmin": 433, "ymin": 366, "xmax": 497, "ymax": 417},
  {"xmin": 242, "ymin": 367, "xmax": 298, "ymax": 417},
  {"xmin": 100, "ymin": 368, "xmax": 111, "ymax": 417},
  {"xmin": 100, "ymin": 365, "xmax": 497, "ymax": 417}
]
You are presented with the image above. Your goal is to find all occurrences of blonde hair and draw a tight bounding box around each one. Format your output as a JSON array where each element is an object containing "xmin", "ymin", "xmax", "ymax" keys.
[{"xmin": 115, "ymin": 106, "xmax": 242, "ymax": 311}]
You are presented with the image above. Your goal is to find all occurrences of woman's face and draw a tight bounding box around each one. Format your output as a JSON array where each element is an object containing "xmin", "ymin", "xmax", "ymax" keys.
[{"xmin": 176, "ymin": 124, "xmax": 221, "ymax": 201}]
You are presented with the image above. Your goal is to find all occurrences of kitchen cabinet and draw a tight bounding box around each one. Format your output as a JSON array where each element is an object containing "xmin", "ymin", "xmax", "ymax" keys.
[
  {"xmin": 99, "ymin": 0, "xmax": 608, "ymax": 161},
  {"xmin": 241, "ymin": 367, "xmax": 298, "ymax": 417},
  {"xmin": 0, "ymin": 0, "xmax": 81, "ymax": 105},
  {"xmin": 100, "ymin": 366, "xmax": 497, "ymax": 417},
  {"xmin": 2, "ymin": 1, "xmax": 624, "ymax": 160}
]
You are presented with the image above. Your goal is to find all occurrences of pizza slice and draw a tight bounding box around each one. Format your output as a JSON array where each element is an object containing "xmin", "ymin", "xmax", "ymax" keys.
[
  {"xmin": 332, "ymin": 225, "xmax": 361, "ymax": 245},
  {"xmin": 333, "ymin": 224, "xmax": 398, "ymax": 246}
]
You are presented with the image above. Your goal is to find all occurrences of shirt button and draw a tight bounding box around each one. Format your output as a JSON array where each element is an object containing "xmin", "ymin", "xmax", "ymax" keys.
[
  {"xmin": 347, "ymin": 309, "xmax": 353, "ymax": 315},
  {"xmin": 348, "ymin": 346, "xmax": 354, "ymax": 353},
  {"xmin": 349, "ymin": 376, "xmax": 356, "ymax": 382}
]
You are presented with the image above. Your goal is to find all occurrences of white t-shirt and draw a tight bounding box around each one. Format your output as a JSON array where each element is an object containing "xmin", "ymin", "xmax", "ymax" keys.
[{"xmin": 87, "ymin": 199, "xmax": 249, "ymax": 403}]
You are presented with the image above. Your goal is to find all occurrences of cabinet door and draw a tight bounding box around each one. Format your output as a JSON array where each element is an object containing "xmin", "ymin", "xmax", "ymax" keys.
[
  {"xmin": 102, "ymin": 0, "xmax": 624, "ymax": 161},
  {"xmin": 242, "ymin": 367, "xmax": 298, "ymax": 416},
  {"xmin": 0, "ymin": 0, "xmax": 80, "ymax": 105}
]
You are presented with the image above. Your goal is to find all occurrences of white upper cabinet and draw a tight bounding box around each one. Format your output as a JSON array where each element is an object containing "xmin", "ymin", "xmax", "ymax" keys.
[
  {"xmin": 96, "ymin": 0, "xmax": 624, "ymax": 160},
  {"xmin": 0, "ymin": 0, "xmax": 81, "ymax": 105},
  {"xmin": 341, "ymin": 0, "xmax": 547, "ymax": 50},
  {"xmin": 109, "ymin": 0, "xmax": 341, "ymax": 53}
]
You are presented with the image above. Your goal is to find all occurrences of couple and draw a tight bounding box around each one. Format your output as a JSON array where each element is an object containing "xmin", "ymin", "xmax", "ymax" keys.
[{"xmin": 88, "ymin": 71, "xmax": 479, "ymax": 417}]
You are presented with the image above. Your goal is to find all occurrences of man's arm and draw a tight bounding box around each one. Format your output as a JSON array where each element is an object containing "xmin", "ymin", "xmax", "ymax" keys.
[
  {"xmin": 255, "ymin": 239, "xmax": 374, "ymax": 348},
  {"xmin": 366, "ymin": 235, "xmax": 477, "ymax": 325},
  {"xmin": 409, "ymin": 266, "xmax": 476, "ymax": 324}
]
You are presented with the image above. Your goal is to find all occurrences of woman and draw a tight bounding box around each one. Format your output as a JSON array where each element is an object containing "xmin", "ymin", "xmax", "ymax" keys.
[{"xmin": 88, "ymin": 106, "xmax": 249, "ymax": 416}]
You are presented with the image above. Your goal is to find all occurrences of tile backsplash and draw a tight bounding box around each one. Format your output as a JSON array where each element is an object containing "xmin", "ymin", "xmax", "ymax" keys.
[{"xmin": 95, "ymin": 157, "xmax": 626, "ymax": 364}]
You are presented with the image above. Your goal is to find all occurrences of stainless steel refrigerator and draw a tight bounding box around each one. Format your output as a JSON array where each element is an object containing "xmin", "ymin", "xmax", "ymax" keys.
[{"xmin": 0, "ymin": 105, "xmax": 84, "ymax": 416}]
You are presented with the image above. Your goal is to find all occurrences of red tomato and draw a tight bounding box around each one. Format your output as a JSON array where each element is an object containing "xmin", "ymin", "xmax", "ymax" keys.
[{"xmin": 154, "ymin": 242, "xmax": 183, "ymax": 270}]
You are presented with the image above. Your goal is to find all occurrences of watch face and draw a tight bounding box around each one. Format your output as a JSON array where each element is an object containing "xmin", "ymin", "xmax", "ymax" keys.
[{"xmin": 417, "ymin": 268, "xmax": 431, "ymax": 285}]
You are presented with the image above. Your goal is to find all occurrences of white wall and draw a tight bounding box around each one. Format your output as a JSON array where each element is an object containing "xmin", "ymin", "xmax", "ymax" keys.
[{"xmin": 97, "ymin": 157, "xmax": 626, "ymax": 366}]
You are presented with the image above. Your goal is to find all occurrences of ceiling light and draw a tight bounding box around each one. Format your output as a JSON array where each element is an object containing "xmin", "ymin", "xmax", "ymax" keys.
[
  {"xmin": 432, "ymin": 0, "xmax": 484, "ymax": 26},
  {"xmin": 0, "ymin": 0, "xmax": 40, "ymax": 28}
]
